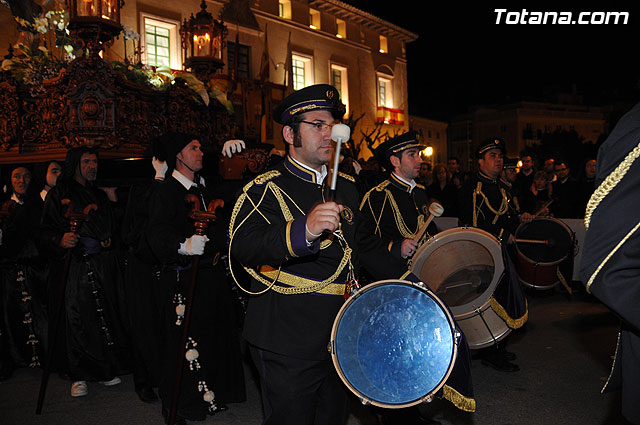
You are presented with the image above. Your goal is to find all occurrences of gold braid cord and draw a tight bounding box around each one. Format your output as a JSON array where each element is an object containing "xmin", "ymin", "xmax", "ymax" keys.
[
  {"xmin": 602, "ymin": 329, "xmax": 621, "ymax": 393},
  {"xmin": 472, "ymin": 182, "xmax": 508, "ymax": 227},
  {"xmin": 584, "ymin": 140, "xmax": 640, "ymax": 293},
  {"xmin": 360, "ymin": 181, "xmax": 421, "ymax": 239},
  {"xmin": 584, "ymin": 141, "xmax": 640, "ymax": 229},
  {"xmin": 442, "ymin": 384, "xmax": 476, "ymax": 413},
  {"xmin": 228, "ymin": 174, "xmax": 350, "ymax": 295}
]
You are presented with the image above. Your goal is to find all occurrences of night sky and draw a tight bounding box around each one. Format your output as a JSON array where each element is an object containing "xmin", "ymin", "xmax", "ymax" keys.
[{"xmin": 344, "ymin": 2, "xmax": 640, "ymax": 120}]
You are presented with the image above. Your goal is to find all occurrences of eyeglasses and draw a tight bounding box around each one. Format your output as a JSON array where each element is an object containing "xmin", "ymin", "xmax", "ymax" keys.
[{"xmin": 300, "ymin": 120, "xmax": 335, "ymax": 132}]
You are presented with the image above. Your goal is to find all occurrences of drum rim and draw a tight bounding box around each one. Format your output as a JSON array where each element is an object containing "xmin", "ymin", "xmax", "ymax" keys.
[
  {"xmin": 515, "ymin": 217, "xmax": 573, "ymax": 266},
  {"xmin": 329, "ymin": 279, "xmax": 458, "ymax": 408},
  {"xmin": 411, "ymin": 227, "xmax": 504, "ymax": 316}
]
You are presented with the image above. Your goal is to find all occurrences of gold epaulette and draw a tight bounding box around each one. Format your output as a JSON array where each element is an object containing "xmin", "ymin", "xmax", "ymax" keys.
[
  {"xmin": 338, "ymin": 172, "xmax": 356, "ymax": 183},
  {"xmin": 374, "ymin": 179, "xmax": 391, "ymax": 191},
  {"xmin": 243, "ymin": 170, "xmax": 281, "ymax": 192},
  {"xmin": 360, "ymin": 180, "xmax": 386, "ymax": 210}
]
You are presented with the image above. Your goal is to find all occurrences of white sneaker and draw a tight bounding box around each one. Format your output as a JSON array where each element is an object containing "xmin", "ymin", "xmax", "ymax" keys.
[
  {"xmin": 71, "ymin": 381, "xmax": 88, "ymax": 397},
  {"xmin": 100, "ymin": 376, "xmax": 121, "ymax": 386}
]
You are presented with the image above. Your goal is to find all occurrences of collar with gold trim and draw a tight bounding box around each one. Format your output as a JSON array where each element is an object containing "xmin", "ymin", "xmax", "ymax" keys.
[
  {"xmin": 478, "ymin": 170, "xmax": 499, "ymax": 184},
  {"xmin": 389, "ymin": 173, "xmax": 417, "ymax": 193},
  {"xmin": 284, "ymin": 156, "xmax": 327, "ymax": 184}
]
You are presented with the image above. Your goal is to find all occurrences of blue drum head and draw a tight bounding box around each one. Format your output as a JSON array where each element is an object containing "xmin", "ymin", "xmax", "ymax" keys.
[{"xmin": 333, "ymin": 283, "xmax": 454, "ymax": 407}]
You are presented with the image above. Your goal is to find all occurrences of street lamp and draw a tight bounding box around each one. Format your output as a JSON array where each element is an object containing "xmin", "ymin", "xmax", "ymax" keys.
[
  {"xmin": 180, "ymin": 0, "xmax": 227, "ymax": 81},
  {"xmin": 66, "ymin": 0, "xmax": 123, "ymax": 53}
]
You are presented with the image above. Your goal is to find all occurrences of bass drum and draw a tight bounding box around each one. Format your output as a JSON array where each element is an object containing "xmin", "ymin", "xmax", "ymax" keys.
[
  {"xmin": 515, "ymin": 217, "xmax": 573, "ymax": 290},
  {"xmin": 411, "ymin": 227, "xmax": 510, "ymax": 349},
  {"xmin": 329, "ymin": 280, "xmax": 457, "ymax": 408}
]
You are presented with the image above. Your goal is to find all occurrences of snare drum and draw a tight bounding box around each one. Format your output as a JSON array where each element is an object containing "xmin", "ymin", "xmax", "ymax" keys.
[
  {"xmin": 515, "ymin": 217, "xmax": 573, "ymax": 290},
  {"xmin": 329, "ymin": 280, "xmax": 457, "ymax": 408},
  {"xmin": 411, "ymin": 227, "xmax": 510, "ymax": 349}
]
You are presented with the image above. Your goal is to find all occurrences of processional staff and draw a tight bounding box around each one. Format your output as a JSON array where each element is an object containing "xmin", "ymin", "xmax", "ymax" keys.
[
  {"xmin": 36, "ymin": 199, "xmax": 97, "ymax": 414},
  {"xmin": 167, "ymin": 194, "xmax": 222, "ymax": 425}
]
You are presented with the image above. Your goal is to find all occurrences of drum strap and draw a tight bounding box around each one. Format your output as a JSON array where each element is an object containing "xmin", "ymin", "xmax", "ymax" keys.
[{"xmin": 556, "ymin": 269, "xmax": 572, "ymax": 294}]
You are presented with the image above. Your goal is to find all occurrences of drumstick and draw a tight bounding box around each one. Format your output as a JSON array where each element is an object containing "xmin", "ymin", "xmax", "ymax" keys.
[
  {"xmin": 326, "ymin": 124, "xmax": 351, "ymax": 201},
  {"xmin": 515, "ymin": 238, "xmax": 549, "ymax": 245},
  {"xmin": 534, "ymin": 199, "xmax": 553, "ymax": 217},
  {"xmin": 412, "ymin": 202, "xmax": 444, "ymax": 242}
]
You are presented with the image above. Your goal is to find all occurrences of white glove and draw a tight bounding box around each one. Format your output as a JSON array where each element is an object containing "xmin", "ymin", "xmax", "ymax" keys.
[
  {"xmin": 222, "ymin": 139, "xmax": 246, "ymax": 157},
  {"xmin": 152, "ymin": 156, "xmax": 168, "ymax": 180},
  {"xmin": 178, "ymin": 234, "xmax": 209, "ymax": 256}
]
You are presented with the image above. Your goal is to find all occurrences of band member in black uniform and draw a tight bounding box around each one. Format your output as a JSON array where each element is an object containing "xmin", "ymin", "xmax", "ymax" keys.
[
  {"xmin": 359, "ymin": 132, "xmax": 475, "ymax": 415},
  {"xmin": 458, "ymin": 138, "xmax": 529, "ymax": 372},
  {"xmin": 360, "ymin": 131, "xmax": 435, "ymax": 262},
  {"xmin": 228, "ymin": 85, "xmax": 424, "ymax": 425},
  {"xmin": 41, "ymin": 147, "xmax": 130, "ymax": 397},
  {"xmin": 144, "ymin": 133, "xmax": 245, "ymax": 424},
  {"xmin": 0, "ymin": 166, "xmax": 48, "ymax": 378},
  {"xmin": 581, "ymin": 101, "xmax": 640, "ymax": 425}
]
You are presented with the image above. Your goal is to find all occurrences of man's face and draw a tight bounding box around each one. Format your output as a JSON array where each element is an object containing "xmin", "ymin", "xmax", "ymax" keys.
[
  {"xmin": 504, "ymin": 168, "xmax": 517, "ymax": 183},
  {"xmin": 392, "ymin": 147, "xmax": 423, "ymax": 181},
  {"xmin": 419, "ymin": 163, "xmax": 430, "ymax": 178},
  {"xmin": 287, "ymin": 110, "xmax": 335, "ymax": 169},
  {"xmin": 77, "ymin": 153, "xmax": 98, "ymax": 182},
  {"xmin": 46, "ymin": 162, "xmax": 62, "ymax": 188},
  {"xmin": 555, "ymin": 163, "xmax": 570, "ymax": 180},
  {"xmin": 447, "ymin": 159, "xmax": 459, "ymax": 173},
  {"xmin": 544, "ymin": 159, "xmax": 555, "ymax": 173},
  {"xmin": 11, "ymin": 167, "xmax": 31, "ymax": 196},
  {"xmin": 585, "ymin": 160, "xmax": 596, "ymax": 179},
  {"xmin": 521, "ymin": 156, "xmax": 533, "ymax": 172},
  {"xmin": 478, "ymin": 149, "xmax": 504, "ymax": 179},
  {"xmin": 177, "ymin": 140, "xmax": 204, "ymax": 173}
]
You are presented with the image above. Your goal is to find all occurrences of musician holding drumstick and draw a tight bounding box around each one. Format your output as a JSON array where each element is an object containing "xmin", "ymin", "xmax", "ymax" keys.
[
  {"xmin": 228, "ymin": 85, "xmax": 424, "ymax": 425},
  {"xmin": 359, "ymin": 131, "xmax": 437, "ymax": 262},
  {"xmin": 359, "ymin": 132, "xmax": 476, "ymax": 417},
  {"xmin": 458, "ymin": 137, "xmax": 529, "ymax": 372}
]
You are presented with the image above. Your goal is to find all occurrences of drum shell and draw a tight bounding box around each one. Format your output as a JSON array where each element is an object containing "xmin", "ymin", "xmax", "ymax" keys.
[
  {"xmin": 515, "ymin": 217, "xmax": 573, "ymax": 290},
  {"xmin": 411, "ymin": 227, "xmax": 511, "ymax": 349},
  {"xmin": 329, "ymin": 280, "xmax": 457, "ymax": 408}
]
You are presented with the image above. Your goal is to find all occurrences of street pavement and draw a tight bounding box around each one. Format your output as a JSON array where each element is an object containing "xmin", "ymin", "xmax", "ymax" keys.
[{"xmin": 0, "ymin": 287, "xmax": 629, "ymax": 425}]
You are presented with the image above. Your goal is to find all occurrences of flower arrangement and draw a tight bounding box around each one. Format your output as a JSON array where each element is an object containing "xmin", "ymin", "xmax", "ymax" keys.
[{"xmin": 2, "ymin": 10, "xmax": 233, "ymax": 114}]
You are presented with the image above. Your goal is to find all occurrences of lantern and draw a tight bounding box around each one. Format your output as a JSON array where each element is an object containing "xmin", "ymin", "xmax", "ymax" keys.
[
  {"xmin": 180, "ymin": 0, "xmax": 227, "ymax": 81},
  {"xmin": 66, "ymin": 0, "xmax": 123, "ymax": 53}
]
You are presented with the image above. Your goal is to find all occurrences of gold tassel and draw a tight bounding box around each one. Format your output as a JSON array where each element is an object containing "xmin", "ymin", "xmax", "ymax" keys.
[
  {"xmin": 490, "ymin": 297, "xmax": 528, "ymax": 329},
  {"xmin": 442, "ymin": 384, "xmax": 476, "ymax": 412}
]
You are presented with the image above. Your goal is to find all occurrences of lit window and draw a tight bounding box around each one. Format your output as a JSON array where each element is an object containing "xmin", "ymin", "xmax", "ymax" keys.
[
  {"xmin": 331, "ymin": 64, "xmax": 348, "ymax": 116},
  {"xmin": 309, "ymin": 8, "xmax": 321, "ymax": 30},
  {"xmin": 336, "ymin": 18, "xmax": 346, "ymax": 38},
  {"xmin": 379, "ymin": 35, "xmax": 388, "ymax": 53},
  {"xmin": 292, "ymin": 54, "xmax": 313, "ymax": 90},
  {"xmin": 377, "ymin": 76, "xmax": 392, "ymax": 107},
  {"xmin": 140, "ymin": 14, "xmax": 181, "ymax": 69},
  {"xmin": 279, "ymin": 0, "xmax": 291, "ymax": 19},
  {"xmin": 145, "ymin": 24, "xmax": 170, "ymax": 67}
]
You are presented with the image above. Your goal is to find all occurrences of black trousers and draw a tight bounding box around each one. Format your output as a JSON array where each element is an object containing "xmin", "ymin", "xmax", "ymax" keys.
[{"xmin": 250, "ymin": 345, "xmax": 349, "ymax": 425}]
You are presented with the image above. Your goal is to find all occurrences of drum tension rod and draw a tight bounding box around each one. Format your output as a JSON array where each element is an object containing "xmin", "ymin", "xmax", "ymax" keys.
[{"xmin": 474, "ymin": 305, "xmax": 499, "ymax": 347}]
